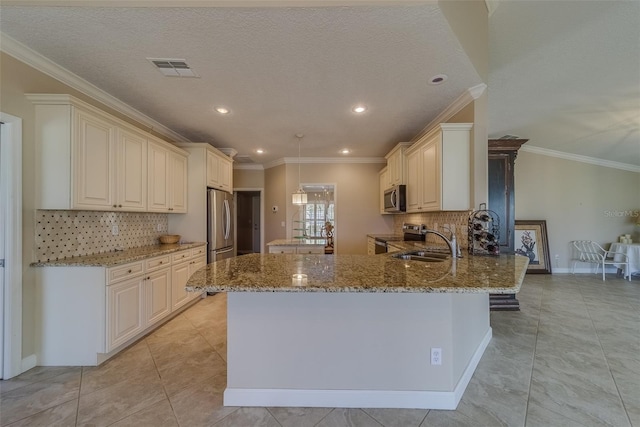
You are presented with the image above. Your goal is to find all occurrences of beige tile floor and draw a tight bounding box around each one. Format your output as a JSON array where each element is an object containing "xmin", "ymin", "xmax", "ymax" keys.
[{"xmin": 1, "ymin": 273, "xmax": 638, "ymax": 426}]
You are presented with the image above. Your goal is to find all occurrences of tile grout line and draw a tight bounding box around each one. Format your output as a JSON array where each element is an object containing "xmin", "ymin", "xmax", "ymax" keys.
[
  {"xmin": 580, "ymin": 283, "xmax": 635, "ymax": 427},
  {"xmin": 522, "ymin": 277, "xmax": 544, "ymax": 427},
  {"xmin": 75, "ymin": 368, "xmax": 83, "ymax": 426},
  {"xmin": 264, "ymin": 407, "xmax": 284, "ymax": 427},
  {"xmin": 312, "ymin": 408, "xmax": 335, "ymax": 427}
]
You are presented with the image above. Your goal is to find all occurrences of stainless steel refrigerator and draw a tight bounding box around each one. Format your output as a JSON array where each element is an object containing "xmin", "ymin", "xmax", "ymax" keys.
[{"xmin": 207, "ymin": 188, "xmax": 234, "ymax": 263}]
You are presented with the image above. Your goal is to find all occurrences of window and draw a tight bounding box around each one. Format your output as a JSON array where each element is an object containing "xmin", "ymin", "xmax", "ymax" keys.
[{"xmin": 304, "ymin": 201, "xmax": 334, "ymax": 237}]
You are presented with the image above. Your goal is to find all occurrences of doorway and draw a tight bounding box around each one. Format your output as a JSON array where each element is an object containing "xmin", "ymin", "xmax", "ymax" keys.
[{"xmin": 235, "ymin": 190, "xmax": 262, "ymax": 255}]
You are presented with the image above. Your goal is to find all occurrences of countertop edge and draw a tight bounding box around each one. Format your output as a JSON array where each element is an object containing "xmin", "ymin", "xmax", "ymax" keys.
[{"xmin": 31, "ymin": 242, "xmax": 207, "ymax": 268}]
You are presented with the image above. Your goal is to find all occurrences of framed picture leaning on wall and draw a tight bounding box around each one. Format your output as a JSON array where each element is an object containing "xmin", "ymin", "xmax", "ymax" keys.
[{"xmin": 514, "ymin": 220, "xmax": 552, "ymax": 274}]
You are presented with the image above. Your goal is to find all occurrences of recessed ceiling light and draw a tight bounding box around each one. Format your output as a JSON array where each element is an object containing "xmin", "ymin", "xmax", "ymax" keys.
[
  {"xmin": 429, "ymin": 74, "xmax": 448, "ymax": 85},
  {"xmin": 256, "ymin": 149, "xmax": 264, "ymax": 154},
  {"xmin": 352, "ymin": 105, "xmax": 367, "ymax": 114},
  {"xmin": 340, "ymin": 149, "xmax": 351, "ymax": 155},
  {"xmin": 215, "ymin": 107, "xmax": 230, "ymax": 114}
]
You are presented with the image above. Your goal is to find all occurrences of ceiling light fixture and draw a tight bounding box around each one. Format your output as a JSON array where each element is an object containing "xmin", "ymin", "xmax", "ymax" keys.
[
  {"xmin": 352, "ymin": 105, "xmax": 367, "ymax": 114},
  {"xmin": 215, "ymin": 107, "xmax": 230, "ymax": 114},
  {"xmin": 340, "ymin": 149, "xmax": 351, "ymax": 155},
  {"xmin": 292, "ymin": 134, "xmax": 307, "ymax": 205},
  {"xmin": 256, "ymin": 149, "xmax": 264, "ymax": 154},
  {"xmin": 429, "ymin": 74, "xmax": 448, "ymax": 85}
]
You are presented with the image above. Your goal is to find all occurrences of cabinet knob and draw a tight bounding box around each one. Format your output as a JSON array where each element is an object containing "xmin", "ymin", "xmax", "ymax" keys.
[
  {"xmin": 128, "ymin": 269, "xmax": 132, "ymax": 273},
  {"xmin": 113, "ymin": 205, "xmax": 117, "ymax": 208},
  {"xmin": 159, "ymin": 261, "xmax": 163, "ymax": 264},
  {"xmin": 119, "ymin": 204, "xmax": 123, "ymax": 208},
  {"xmin": 147, "ymin": 276, "xmax": 151, "ymax": 280}
]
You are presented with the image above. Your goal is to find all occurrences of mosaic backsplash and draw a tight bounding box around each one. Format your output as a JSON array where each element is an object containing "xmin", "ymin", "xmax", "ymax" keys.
[
  {"xmin": 35, "ymin": 210, "xmax": 169, "ymax": 262},
  {"xmin": 394, "ymin": 211, "xmax": 472, "ymax": 249}
]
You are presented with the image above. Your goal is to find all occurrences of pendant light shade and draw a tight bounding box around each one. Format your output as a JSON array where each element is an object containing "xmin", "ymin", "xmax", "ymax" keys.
[{"xmin": 292, "ymin": 134, "xmax": 307, "ymax": 205}]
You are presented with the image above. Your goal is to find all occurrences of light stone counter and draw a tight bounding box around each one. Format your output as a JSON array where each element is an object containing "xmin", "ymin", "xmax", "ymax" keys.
[
  {"xmin": 187, "ymin": 252, "xmax": 529, "ymax": 294},
  {"xmin": 31, "ymin": 242, "xmax": 206, "ymax": 267}
]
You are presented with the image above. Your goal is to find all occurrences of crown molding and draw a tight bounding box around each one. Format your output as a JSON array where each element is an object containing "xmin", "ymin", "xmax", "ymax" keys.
[
  {"xmin": 411, "ymin": 83, "xmax": 486, "ymax": 143},
  {"xmin": 0, "ymin": 1, "xmax": 440, "ymax": 6},
  {"xmin": 1, "ymin": 32, "xmax": 190, "ymax": 143},
  {"xmin": 520, "ymin": 145, "xmax": 640, "ymax": 173}
]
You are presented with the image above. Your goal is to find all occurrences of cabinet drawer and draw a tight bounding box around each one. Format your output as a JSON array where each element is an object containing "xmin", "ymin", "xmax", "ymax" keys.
[
  {"xmin": 297, "ymin": 246, "xmax": 324, "ymax": 254},
  {"xmin": 108, "ymin": 261, "xmax": 144, "ymax": 284},
  {"xmin": 172, "ymin": 250, "xmax": 192, "ymax": 263},
  {"xmin": 269, "ymin": 246, "xmax": 296, "ymax": 254},
  {"xmin": 145, "ymin": 255, "xmax": 171, "ymax": 271},
  {"xmin": 191, "ymin": 246, "xmax": 206, "ymax": 258}
]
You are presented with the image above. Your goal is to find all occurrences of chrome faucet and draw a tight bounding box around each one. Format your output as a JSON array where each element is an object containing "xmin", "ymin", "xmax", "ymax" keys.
[{"xmin": 421, "ymin": 226, "xmax": 461, "ymax": 258}]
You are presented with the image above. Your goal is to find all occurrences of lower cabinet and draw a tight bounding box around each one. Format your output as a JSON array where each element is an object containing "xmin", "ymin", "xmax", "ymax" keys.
[
  {"xmin": 36, "ymin": 246, "xmax": 206, "ymax": 366},
  {"xmin": 107, "ymin": 276, "xmax": 144, "ymax": 351},
  {"xmin": 269, "ymin": 245, "xmax": 324, "ymax": 254}
]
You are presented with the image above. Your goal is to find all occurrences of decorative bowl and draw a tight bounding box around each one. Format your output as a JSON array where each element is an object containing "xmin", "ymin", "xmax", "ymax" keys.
[{"xmin": 159, "ymin": 234, "xmax": 181, "ymax": 244}]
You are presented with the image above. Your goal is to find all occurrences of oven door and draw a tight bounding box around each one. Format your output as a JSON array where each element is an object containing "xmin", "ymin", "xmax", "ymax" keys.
[{"xmin": 374, "ymin": 239, "xmax": 387, "ymax": 254}]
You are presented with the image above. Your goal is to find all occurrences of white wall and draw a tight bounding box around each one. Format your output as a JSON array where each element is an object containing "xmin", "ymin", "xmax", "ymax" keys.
[{"xmin": 514, "ymin": 151, "xmax": 640, "ymax": 272}]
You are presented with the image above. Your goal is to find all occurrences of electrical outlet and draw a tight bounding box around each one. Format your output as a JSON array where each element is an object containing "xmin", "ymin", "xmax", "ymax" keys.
[
  {"xmin": 157, "ymin": 223, "xmax": 162, "ymax": 232},
  {"xmin": 111, "ymin": 225, "xmax": 119, "ymax": 236},
  {"xmin": 554, "ymin": 254, "xmax": 560, "ymax": 267},
  {"xmin": 431, "ymin": 347, "xmax": 442, "ymax": 365}
]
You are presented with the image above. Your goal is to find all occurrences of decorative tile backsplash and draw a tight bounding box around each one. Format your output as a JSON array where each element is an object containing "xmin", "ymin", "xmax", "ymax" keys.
[
  {"xmin": 394, "ymin": 211, "xmax": 472, "ymax": 249},
  {"xmin": 35, "ymin": 210, "xmax": 169, "ymax": 262}
]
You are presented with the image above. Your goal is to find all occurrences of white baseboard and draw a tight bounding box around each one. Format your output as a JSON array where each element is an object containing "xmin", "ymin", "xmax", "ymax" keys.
[
  {"xmin": 21, "ymin": 354, "xmax": 37, "ymax": 372},
  {"xmin": 554, "ymin": 266, "xmax": 623, "ymax": 274},
  {"xmin": 224, "ymin": 328, "xmax": 492, "ymax": 410}
]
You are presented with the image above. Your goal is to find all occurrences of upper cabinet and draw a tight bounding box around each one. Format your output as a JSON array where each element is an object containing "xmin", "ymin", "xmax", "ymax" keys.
[
  {"xmin": 384, "ymin": 142, "xmax": 412, "ymax": 187},
  {"xmin": 379, "ymin": 167, "xmax": 389, "ymax": 214},
  {"xmin": 28, "ymin": 94, "xmax": 187, "ymax": 213},
  {"xmin": 405, "ymin": 123, "xmax": 473, "ymax": 212},
  {"xmin": 147, "ymin": 138, "xmax": 188, "ymax": 213},
  {"xmin": 207, "ymin": 149, "xmax": 233, "ymax": 192}
]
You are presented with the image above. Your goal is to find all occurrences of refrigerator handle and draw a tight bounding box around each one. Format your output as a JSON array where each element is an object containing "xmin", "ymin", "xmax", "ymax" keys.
[{"xmin": 223, "ymin": 199, "xmax": 231, "ymax": 240}]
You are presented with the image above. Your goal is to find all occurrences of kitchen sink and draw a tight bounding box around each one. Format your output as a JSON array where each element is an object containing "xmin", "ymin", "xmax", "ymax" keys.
[{"xmin": 392, "ymin": 250, "xmax": 450, "ymax": 263}]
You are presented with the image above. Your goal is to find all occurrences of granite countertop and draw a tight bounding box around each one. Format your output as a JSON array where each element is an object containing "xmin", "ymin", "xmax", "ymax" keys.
[
  {"xmin": 31, "ymin": 242, "xmax": 207, "ymax": 267},
  {"xmin": 367, "ymin": 234, "xmax": 403, "ymax": 241},
  {"xmin": 267, "ymin": 239, "xmax": 327, "ymax": 246},
  {"xmin": 187, "ymin": 251, "xmax": 529, "ymax": 294}
]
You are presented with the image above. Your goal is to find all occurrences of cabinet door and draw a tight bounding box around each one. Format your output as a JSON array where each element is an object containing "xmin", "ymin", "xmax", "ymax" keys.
[
  {"xmin": 117, "ymin": 128, "xmax": 147, "ymax": 211},
  {"xmin": 379, "ymin": 168, "xmax": 389, "ymax": 214},
  {"xmin": 405, "ymin": 149, "xmax": 420, "ymax": 212},
  {"xmin": 145, "ymin": 268, "xmax": 171, "ymax": 326},
  {"xmin": 388, "ymin": 151, "xmax": 401, "ymax": 185},
  {"xmin": 171, "ymin": 260, "xmax": 191, "ymax": 311},
  {"xmin": 147, "ymin": 140, "xmax": 170, "ymax": 211},
  {"xmin": 73, "ymin": 110, "xmax": 116, "ymax": 209},
  {"xmin": 420, "ymin": 139, "xmax": 440, "ymax": 210},
  {"xmin": 269, "ymin": 246, "xmax": 296, "ymax": 254},
  {"xmin": 170, "ymin": 152, "xmax": 188, "ymax": 213},
  {"xmin": 218, "ymin": 157, "xmax": 232, "ymax": 191},
  {"xmin": 206, "ymin": 150, "xmax": 220, "ymax": 188},
  {"xmin": 107, "ymin": 277, "xmax": 144, "ymax": 351}
]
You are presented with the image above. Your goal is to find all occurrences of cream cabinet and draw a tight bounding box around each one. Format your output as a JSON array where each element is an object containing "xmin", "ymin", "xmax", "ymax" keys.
[
  {"xmin": 207, "ymin": 149, "xmax": 233, "ymax": 192},
  {"xmin": 405, "ymin": 123, "xmax": 472, "ymax": 212},
  {"xmin": 28, "ymin": 93, "xmax": 184, "ymax": 213},
  {"xmin": 268, "ymin": 245, "xmax": 324, "ymax": 254},
  {"xmin": 147, "ymin": 139, "xmax": 188, "ymax": 213},
  {"xmin": 379, "ymin": 167, "xmax": 389, "ymax": 214},
  {"xmin": 35, "ymin": 245, "xmax": 206, "ymax": 366},
  {"xmin": 107, "ymin": 275, "xmax": 144, "ymax": 351},
  {"xmin": 367, "ymin": 237, "xmax": 376, "ymax": 255},
  {"xmin": 384, "ymin": 142, "xmax": 411, "ymax": 186}
]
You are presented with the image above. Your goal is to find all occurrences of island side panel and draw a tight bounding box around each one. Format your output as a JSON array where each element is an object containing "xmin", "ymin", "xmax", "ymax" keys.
[
  {"xmin": 451, "ymin": 293, "xmax": 490, "ymax": 386},
  {"xmin": 226, "ymin": 291, "xmax": 492, "ymax": 408}
]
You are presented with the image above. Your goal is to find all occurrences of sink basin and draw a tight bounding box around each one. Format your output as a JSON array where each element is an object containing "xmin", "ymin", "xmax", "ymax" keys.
[{"xmin": 392, "ymin": 250, "xmax": 450, "ymax": 263}]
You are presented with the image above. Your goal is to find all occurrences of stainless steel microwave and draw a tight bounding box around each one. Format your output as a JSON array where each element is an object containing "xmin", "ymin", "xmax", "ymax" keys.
[{"xmin": 383, "ymin": 185, "xmax": 406, "ymax": 213}]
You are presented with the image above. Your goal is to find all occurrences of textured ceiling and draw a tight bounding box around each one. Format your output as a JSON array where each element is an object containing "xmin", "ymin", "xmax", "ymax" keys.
[
  {"xmin": 1, "ymin": 2, "xmax": 638, "ymax": 168},
  {"xmin": 0, "ymin": 4, "xmax": 481, "ymax": 164}
]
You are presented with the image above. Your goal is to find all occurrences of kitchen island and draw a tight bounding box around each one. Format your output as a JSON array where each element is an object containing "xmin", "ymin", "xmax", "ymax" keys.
[{"xmin": 187, "ymin": 252, "xmax": 528, "ymax": 410}]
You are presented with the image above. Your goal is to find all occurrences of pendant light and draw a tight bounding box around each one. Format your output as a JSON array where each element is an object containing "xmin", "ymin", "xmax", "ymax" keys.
[{"xmin": 292, "ymin": 133, "xmax": 307, "ymax": 205}]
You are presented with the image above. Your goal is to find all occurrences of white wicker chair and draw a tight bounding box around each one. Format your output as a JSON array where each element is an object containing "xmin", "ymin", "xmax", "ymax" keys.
[{"xmin": 571, "ymin": 240, "xmax": 630, "ymax": 281}]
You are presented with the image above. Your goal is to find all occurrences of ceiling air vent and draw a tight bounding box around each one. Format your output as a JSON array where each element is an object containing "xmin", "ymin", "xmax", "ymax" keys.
[
  {"xmin": 234, "ymin": 155, "xmax": 255, "ymax": 164},
  {"xmin": 147, "ymin": 58, "xmax": 198, "ymax": 78}
]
